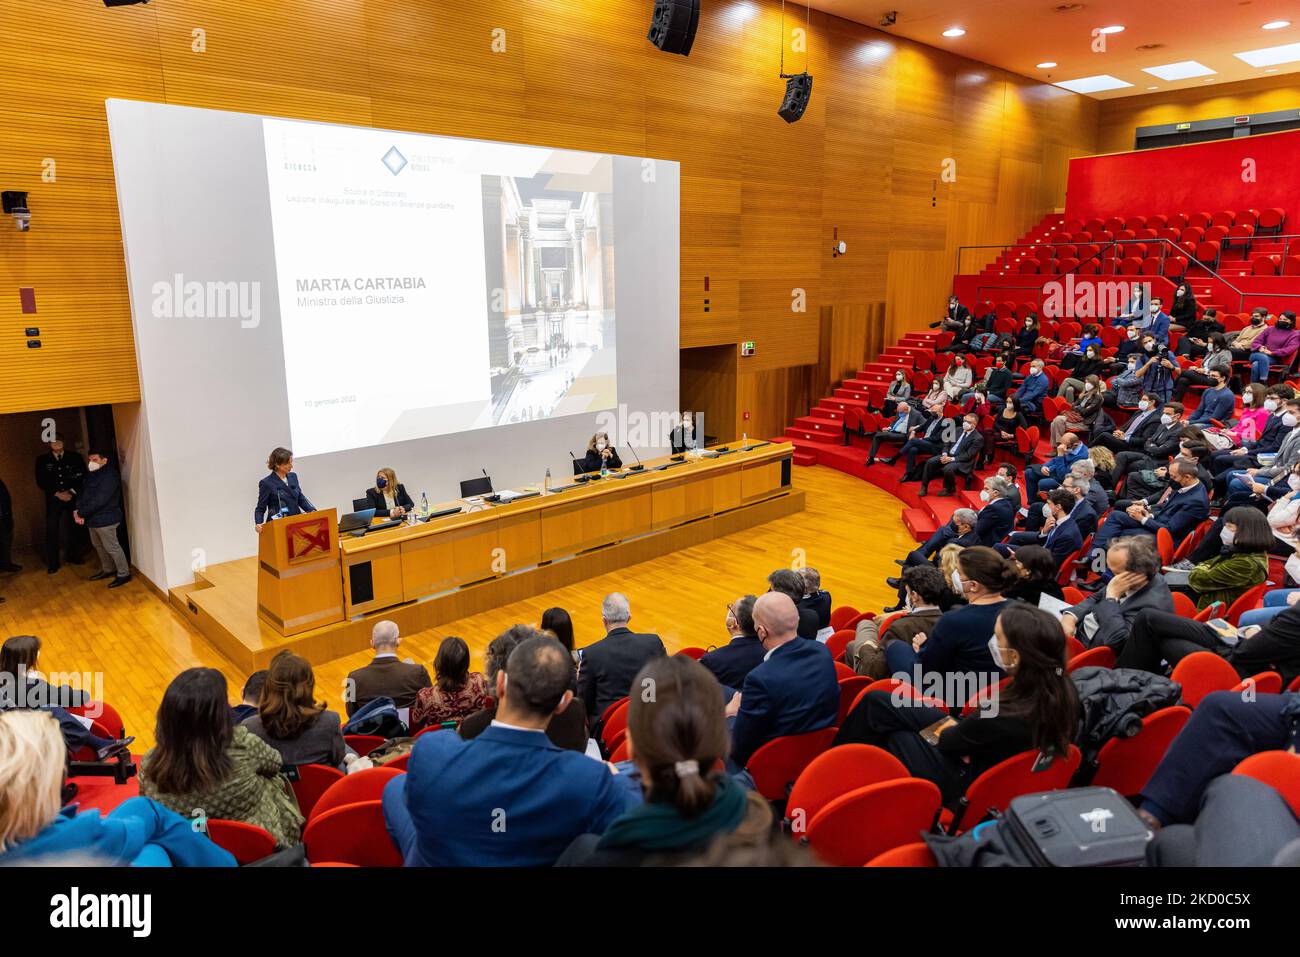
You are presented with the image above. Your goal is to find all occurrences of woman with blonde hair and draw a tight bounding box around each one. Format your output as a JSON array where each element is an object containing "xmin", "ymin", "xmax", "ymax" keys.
[
  {"xmin": 1089, "ymin": 445, "xmax": 1116, "ymax": 489},
  {"xmin": 365, "ymin": 467, "xmax": 414, "ymax": 518},
  {"xmin": 578, "ymin": 431, "xmax": 623, "ymax": 473},
  {"xmin": 0, "ymin": 710, "xmax": 234, "ymax": 866}
]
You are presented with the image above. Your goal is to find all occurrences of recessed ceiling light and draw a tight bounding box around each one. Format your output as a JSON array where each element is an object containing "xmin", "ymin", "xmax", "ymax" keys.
[
  {"xmin": 1054, "ymin": 74, "xmax": 1134, "ymax": 94},
  {"xmin": 1266, "ymin": 68, "xmax": 1280, "ymax": 73},
  {"xmin": 1204, "ymin": 78, "xmax": 1215, "ymax": 82},
  {"xmin": 1147, "ymin": 85, "xmax": 1159, "ymax": 90},
  {"xmin": 943, "ymin": 27, "xmax": 966, "ymax": 37},
  {"xmin": 1235, "ymin": 41, "xmax": 1300, "ymax": 67},
  {"xmin": 1263, "ymin": 21, "xmax": 1291, "ymax": 30},
  {"xmin": 1142, "ymin": 60, "xmax": 1217, "ymax": 80},
  {"xmin": 1036, "ymin": 61, "xmax": 1058, "ymax": 68},
  {"xmin": 1098, "ymin": 25, "xmax": 1125, "ymax": 34}
]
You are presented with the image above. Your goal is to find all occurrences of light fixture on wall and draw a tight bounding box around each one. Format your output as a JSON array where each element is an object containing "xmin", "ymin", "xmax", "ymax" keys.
[
  {"xmin": 647, "ymin": 0, "xmax": 700, "ymax": 56},
  {"xmin": 777, "ymin": 0, "xmax": 814, "ymax": 123},
  {"xmin": 2, "ymin": 191, "xmax": 30, "ymax": 231}
]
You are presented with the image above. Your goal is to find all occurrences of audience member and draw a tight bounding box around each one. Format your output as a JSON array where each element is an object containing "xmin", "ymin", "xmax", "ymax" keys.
[
  {"xmin": 410, "ymin": 636, "xmax": 490, "ymax": 731},
  {"xmin": 1062, "ymin": 536, "xmax": 1172, "ymax": 654},
  {"xmin": 1180, "ymin": 507, "xmax": 1270, "ymax": 609},
  {"xmin": 231, "ymin": 670, "xmax": 267, "ymax": 725},
  {"xmin": 848, "ymin": 565, "xmax": 946, "ymax": 678},
  {"xmin": 576, "ymin": 592, "xmax": 666, "ymax": 723},
  {"xmin": 798, "ymin": 567, "xmax": 832, "ymax": 631},
  {"xmin": 242, "ymin": 651, "xmax": 351, "ymax": 771},
  {"xmin": 541, "ymin": 607, "xmax": 577, "ymax": 659},
  {"xmin": 343, "ymin": 620, "xmax": 432, "ymax": 717},
  {"xmin": 700, "ymin": 595, "xmax": 764, "ymax": 688},
  {"xmin": 766, "ymin": 569, "xmax": 821, "ymax": 639}
]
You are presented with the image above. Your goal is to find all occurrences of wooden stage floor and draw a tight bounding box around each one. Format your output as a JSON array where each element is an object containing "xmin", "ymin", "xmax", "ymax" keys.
[{"xmin": 0, "ymin": 466, "xmax": 913, "ymax": 749}]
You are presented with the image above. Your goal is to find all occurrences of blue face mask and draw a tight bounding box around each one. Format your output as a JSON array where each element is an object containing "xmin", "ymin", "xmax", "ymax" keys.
[{"xmin": 376, "ymin": 476, "xmax": 388, "ymax": 489}]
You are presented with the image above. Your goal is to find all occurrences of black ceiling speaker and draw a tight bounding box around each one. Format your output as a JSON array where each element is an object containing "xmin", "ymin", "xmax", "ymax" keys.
[
  {"xmin": 103, "ymin": 0, "xmax": 149, "ymax": 6},
  {"xmin": 778, "ymin": 73, "xmax": 813, "ymax": 123},
  {"xmin": 647, "ymin": 0, "xmax": 700, "ymax": 56}
]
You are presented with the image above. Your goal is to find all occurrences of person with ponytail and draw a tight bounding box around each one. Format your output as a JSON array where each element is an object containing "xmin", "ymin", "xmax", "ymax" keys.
[
  {"xmin": 882, "ymin": 546, "xmax": 1017, "ymax": 707},
  {"xmin": 834, "ymin": 603, "xmax": 1078, "ymax": 805},
  {"xmin": 557, "ymin": 655, "xmax": 776, "ymax": 866}
]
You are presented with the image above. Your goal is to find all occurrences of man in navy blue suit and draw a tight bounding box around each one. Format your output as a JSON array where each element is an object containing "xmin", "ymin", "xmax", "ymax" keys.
[
  {"xmin": 254, "ymin": 447, "xmax": 315, "ymax": 533},
  {"xmin": 727, "ymin": 592, "xmax": 839, "ymax": 770},
  {"xmin": 382, "ymin": 633, "xmax": 638, "ymax": 866},
  {"xmin": 1093, "ymin": 456, "xmax": 1209, "ymax": 552}
]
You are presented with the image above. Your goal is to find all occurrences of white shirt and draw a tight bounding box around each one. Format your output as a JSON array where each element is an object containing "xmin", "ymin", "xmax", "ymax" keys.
[{"xmin": 490, "ymin": 719, "xmax": 547, "ymax": 735}]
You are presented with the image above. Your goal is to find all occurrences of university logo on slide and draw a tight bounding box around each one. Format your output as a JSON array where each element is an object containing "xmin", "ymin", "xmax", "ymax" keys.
[
  {"xmin": 285, "ymin": 515, "xmax": 331, "ymax": 563},
  {"xmin": 381, "ymin": 146, "xmax": 408, "ymax": 175}
]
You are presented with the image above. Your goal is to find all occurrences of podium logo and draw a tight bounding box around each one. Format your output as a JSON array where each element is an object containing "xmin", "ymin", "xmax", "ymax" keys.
[
  {"xmin": 381, "ymin": 146, "xmax": 408, "ymax": 176},
  {"xmin": 286, "ymin": 516, "xmax": 330, "ymax": 563},
  {"xmin": 151, "ymin": 274, "xmax": 260, "ymax": 329}
]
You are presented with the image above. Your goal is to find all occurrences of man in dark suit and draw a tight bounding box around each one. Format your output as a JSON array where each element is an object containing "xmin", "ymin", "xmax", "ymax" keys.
[
  {"xmin": 766, "ymin": 568, "xmax": 820, "ymax": 639},
  {"xmin": 1039, "ymin": 488, "xmax": 1085, "ymax": 566},
  {"xmin": 727, "ymin": 592, "xmax": 839, "ymax": 769},
  {"xmin": 886, "ymin": 508, "xmax": 979, "ymax": 610},
  {"xmin": 1112, "ymin": 401, "xmax": 1186, "ymax": 484},
  {"xmin": 700, "ymin": 595, "xmax": 766, "ymax": 689},
  {"xmin": 974, "ymin": 474, "xmax": 1017, "ymax": 545},
  {"xmin": 382, "ymin": 634, "xmax": 638, "ymax": 866},
  {"xmin": 74, "ymin": 450, "xmax": 130, "ymax": 588},
  {"xmin": 344, "ymin": 620, "xmax": 432, "ymax": 717},
  {"xmin": 231, "ymin": 670, "xmax": 268, "ymax": 725},
  {"xmin": 576, "ymin": 593, "xmax": 666, "ymax": 723},
  {"xmin": 1093, "ymin": 393, "xmax": 1163, "ymax": 456},
  {"xmin": 918, "ymin": 413, "xmax": 984, "ymax": 497},
  {"xmin": 895, "ymin": 414, "xmax": 950, "ymax": 479},
  {"xmin": 34, "ymin": 437, "xmax": 84, "ymax": 574},
  {"xmin": 931, "ymin": 294, "xmax": 971, "ymax": 331},
  {"xmin": 797, "ymin": 567, "xmax": 832, "ymax": 632},
  {"xmin": 1093, "ymin": 456, "xmax": 1210, "ymax": 551},
  {"xmin": 1063, "ymin": 535, "xmax": 1173, "ymax": 654},
  {"xmin": 864, "ymin": 401, "xmax": 924, "ymax": 465}
]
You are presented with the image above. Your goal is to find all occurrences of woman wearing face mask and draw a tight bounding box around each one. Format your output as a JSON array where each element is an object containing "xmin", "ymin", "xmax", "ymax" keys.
[
  {"xmin": 1003, "ymin": 544, "xmax": 1065, "ymax": 606},
  {"xmin": 1248, "ymin": 310, "xmax": 1300, "ymax": 383},
  {"xmin": 833, "ymin": 602, "xmax": 1078, "ymax": 807},
  {"xmin": 1177, "ymin": 507, "xmax": 1271, "ymax": 611},
  {"xmin": 1169, "ymin": 280, "xmax": 1197, "ymax": 328},
  {"xmin": 1060, "ymin": 323, "xmax": 1104, "ymax": 373},
  {"xmin": 1175, "ymin": 306, "xmax": 1224, "ymax": 360},
  {"xmin": 920, "ymin": 379, "xmax": 949, "ymax": 417},
  {"xmin": 941, "ymin": 355, "xmax": 972, "ymax": 401},
  {"xmin": 879, "ymin": 547, "xmax": 1017, "ymax": 705},
  {"xmin": 1211, "ymin": 382, "xmax": 1269, "ymax": 447},
  {"xmin": 1106, "ymin": 352, "xmax": 1145, "ymax": 409},
  {"xmin": 365, "ymin": 467, "xmax": 414, "ymax": 518},
  {"xmin": 876, "ymin": 371, "xmax": 911, "ymax": 417},
  {"xmin": 670, "ymin": 411, "xmax": 698, "ymax": 454},
  {"xmin": 1050, "ymin": 375, "xmax": 1104, "ymax": 446},
  {"xmin": 1057, "ymin": 346, "xmax": 1107, "ymax": 401},
  {"xmin": 1014, "ymin": 315, "xmax": 1039, "ymax": 358},
  {"xmin": 580, "ymin": 431, "xmax": 623, "ymax": 473},
  {"xmin": 990, "ymin": 394, "xmax": 1029, "ymax": 461}
]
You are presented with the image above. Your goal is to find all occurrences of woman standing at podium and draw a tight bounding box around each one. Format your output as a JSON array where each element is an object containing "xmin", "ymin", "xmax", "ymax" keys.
[
  {"xmin": 365, "ymin": 467, "xmax": 414, "ymax": 518},
  {"xmin": 254, "ymin": 447, "xmax": 315, "ymax": 534}
]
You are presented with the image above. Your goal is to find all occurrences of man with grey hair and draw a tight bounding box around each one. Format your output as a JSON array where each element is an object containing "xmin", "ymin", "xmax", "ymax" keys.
[
  {"xmin": 1070, "ymin": 458, "xmax": 1110, "ymax": 516},
  {"xmin": 1063, "ymin": 535, "xmax": 1173, "ymax": 654},
  {"xmin": 973, "ymin": 476, "xmax": 1016, "ymax": 546},
  {"xmin": 727, "ymin": 592, "xmax": 839, "ymax": 770},
  {"xmin": 797, "ymin": 567, "xmax": 832, "ymax": 634},
  {"xmin": 576, "ymin": 592, "xmax": 665, "ymax": 724},
  {"xmin": 343, "ymin": 619, "xmax": 431, "ymax": 717}
]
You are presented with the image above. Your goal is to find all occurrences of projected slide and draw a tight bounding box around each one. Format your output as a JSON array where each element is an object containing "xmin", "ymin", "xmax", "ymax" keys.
[{"xmin": 263, "ymin": 119, "xmax": 618, "ymax": 457}]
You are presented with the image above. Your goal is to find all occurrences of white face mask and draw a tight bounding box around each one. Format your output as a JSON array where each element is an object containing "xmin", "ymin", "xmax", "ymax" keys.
[
  {"xmin": 951, "ymin": 570, "xmax": 965, "ymax": 593},
  {"xmin": 1150, "ymin": 304, "xmax": 1160, "ymax": 313},
  {"xmin": 1084, "ymin": 382, "xmax": 1095, "ymax": 391},
  {"xmin": 1138, "ymin": 400, "xmax": 1150, "ymax": 411},
  {"xmin": 1145, "ymin": 343, "xmax": 1156, "ymax": 352},
  {"xmin": 1265, "ymin": 399, "xmax": 1279, "ymax": 413},
  {"xmin": 980, "ymin": 489, "xmax": 991, "ymax": 502},
  {"xmin": 1160, "ymin": 414, "xmax": 1174, "ymax": 426},
  {"xmin": 962, "ymin": 421, "xmax": 975, "ymax": 431},
  {"xmin": 1243, "ymin": 393, "xmax": 1253, "ymax": 406},
  {"xmin": 683, "ymin": 419, "xmax": 692, "ymax": 429},
  {"xmin": 1127, "ymin": 329, "xmax": 1138, "ymax": 340},
  {"xmin": 896, "ymin": 373, "xmax": 904, "ymax": 381},
  {"xmin": 1042, "ymin": 503, "xmax": 1053, "ymax": 519},
  {"xmin": 1220, "ymin": 527, "xmax": 1235, "ymax": 547},
  {"xmin": 1031, "ymin": 367, "xmax": 1043, "ymax": 377},
  {"xmin": 987, "ymin": 636, "xmax": 1014, "ymax": 672},
  {"xmin": 596, "ymin": 442, "xmax": 607, "ymax": 450},
  {"xmin": 1286, "ymin": 413, "xmax": 1299, "ymax": 429},
  {"xmin": 1290, "ymin": 475, "xmax": 1300, "ymax": 492},
  {"xmin": 87, "ymin": 461, "xmax": 102, "ymax": 473}
]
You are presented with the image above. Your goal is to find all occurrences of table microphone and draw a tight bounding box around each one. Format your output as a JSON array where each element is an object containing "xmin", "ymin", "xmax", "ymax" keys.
[
  {"xmin": 627, "ymin": 445, "xmax": 644, "ymax": 471},
  {"xmin": 569, "ymin": 451, "xmax": 591, "ymax": 482}
]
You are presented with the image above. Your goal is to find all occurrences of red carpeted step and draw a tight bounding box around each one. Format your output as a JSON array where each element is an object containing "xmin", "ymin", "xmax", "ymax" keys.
[
  {"xmin": 902, "ymin": 507, "xmax": 937, "ymax": 542},
  {"xmin": 793, "ymin": 416, "xmax": 839, "ymax": 438},
  {"xmin": 807, "ymin": 406, "xmax": 843, "ymax": 422},
  {"xmin": 793, "ymin": 450, "xmax": 818, "ymax": 467}
]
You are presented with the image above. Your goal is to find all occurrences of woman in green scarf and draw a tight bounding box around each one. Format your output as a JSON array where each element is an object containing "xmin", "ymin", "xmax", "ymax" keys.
[
  {"xmin": 1186, "ymin": 507, "xmax": 1271, "ymax": 610},
  {"xmin": 556, "ymin": 655, "xmax": 775, "ymax": 866}
]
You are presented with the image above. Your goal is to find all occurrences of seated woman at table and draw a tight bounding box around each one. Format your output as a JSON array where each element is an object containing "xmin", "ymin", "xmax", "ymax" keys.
[
  {"xmin": 365, "ymin": 468, "xmax": 414, "ymax": 518},
  {"xmin": 578, "ymin": 432, "xmax": 622, "ymax": 473}
]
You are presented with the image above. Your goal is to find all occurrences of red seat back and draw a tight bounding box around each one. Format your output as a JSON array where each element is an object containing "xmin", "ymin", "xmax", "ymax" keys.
[
  {"xmin": 677, "ymin": 646, "xmax": 707, "ymax": 660},
  {"xmin": 952, "ymin": 745, "xmax": 1081, "ymax": 832},
  {"xmin": 600, "ymin": 698, "xmax": 631, "ymax": 748},
  {"xmin": 1092, "ymin": 706, "xmax": 1191, "ymax": 797},
  {"xmin": 746, "ymin": 726, "xmax": 839, "ymax": 801},
  {"xmin": 302, "ymin": 800, "xmax": 403, "ymax": 867},
  {"xmin": 1234, "ymin": 751, "xmax": 1300, "ymax": 818},
  {"xmin": 866, "ymin": 841, "xmax": 938, "ymax": 867},
  {"xmin": 805, "ymin": 778, "xmax": 942, "ymax": 866},
  {"xmin": 1170, "ymin": 652, "xmax": 1240, "ymax": 707},
  {"xmin": 310, "ymin": 766, "xmax": 405, "ymax": 822},
  {"xmin": 785, "ymin": 743, "xmax": 909, "ymax": 838},
  {"xmin": 206, "ymin": 819, "xmax": 276, "ymax": 865},
  {"xmin": 1234, "ymin": 671, "xmax": 1283, "ymax": 696},
  {"xmin": 829, "ymin": 606, "xmax": 860, "ymax": 631},
  {"xmin": 291, "ymin": 763, "xmax": 346, "ymax": 818},
  {"xmin": 826, "ymin": 629, "xmax": 855, "ymax": 662},
  {"xmin": 343, "ymin": 734, "xmax": 386, "ymax": 757},
  {"xmin": 1225, "ymin": 583, "xmax": 1267, "ymax": 626},
  {"xmin": 836, "ymin": 676, "xmax": 872, "ymax": 724},
  {"xmin": 1066, "ymin": 645, "xmax": 1115, "ymax": 673}
]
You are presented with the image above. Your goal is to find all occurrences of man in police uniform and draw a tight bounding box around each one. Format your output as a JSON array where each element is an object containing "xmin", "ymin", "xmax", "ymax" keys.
[{"xmin": 35, "ymin": 437, "xmax": 85, "ymax": 573}]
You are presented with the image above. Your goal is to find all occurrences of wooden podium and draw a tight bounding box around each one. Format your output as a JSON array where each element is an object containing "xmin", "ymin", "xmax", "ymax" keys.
[{"xmin": 256, "ymin": 509, "xmax": 345, "ymax": 636}]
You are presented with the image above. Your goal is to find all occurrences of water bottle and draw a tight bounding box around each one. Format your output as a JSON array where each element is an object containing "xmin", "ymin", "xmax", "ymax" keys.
[
  {"xmin": 420, "ymin": 492, "xmax": 430, "ymax": 519},
  {"xmin": 543, "ymin": 467, "xmax": 552, "ymax": 495},
  {"xmin": 742, "ymin": 432, "xmax": 748, "ymax": 450},
  {"xmin": 600, "ymin": 458, "xmax": 608, "ymax": 479}
]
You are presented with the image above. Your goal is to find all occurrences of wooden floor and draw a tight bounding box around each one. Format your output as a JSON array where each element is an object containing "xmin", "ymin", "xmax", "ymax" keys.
[{"xmin": 0, "ymin": 465, "xmax": 912, "ymax": 750}]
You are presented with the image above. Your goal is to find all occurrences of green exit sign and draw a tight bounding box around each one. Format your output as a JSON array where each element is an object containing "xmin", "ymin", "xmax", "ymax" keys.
[
  {"xmin": 741, "ymin": 341, "xmax": 756, "ymax": 357},
  {"xmin": 1175, "ymin": 122, "xmax": 1192, "ymax": 131}
]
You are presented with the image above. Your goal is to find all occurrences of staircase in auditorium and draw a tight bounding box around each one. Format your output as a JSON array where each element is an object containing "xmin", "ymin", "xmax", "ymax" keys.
[{"xmin": 779, "ymin": 203, "xmax": 1300, "ymax": 546}]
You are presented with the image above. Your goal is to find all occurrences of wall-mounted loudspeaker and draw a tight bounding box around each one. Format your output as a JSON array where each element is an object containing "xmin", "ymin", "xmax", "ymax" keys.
[
  {"xmin": 778, "ymin": 73, "xmax": 813, "ymax": 123},
  {"xmin": 647, "ymin": 0, "xmax": 700, "ymax": 56}
]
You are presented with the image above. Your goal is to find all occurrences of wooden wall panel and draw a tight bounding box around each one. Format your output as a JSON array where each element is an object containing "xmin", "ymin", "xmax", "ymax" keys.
[{"xmin": 0, "ymin": 0, "xmax": 1099, "ymax": 437}]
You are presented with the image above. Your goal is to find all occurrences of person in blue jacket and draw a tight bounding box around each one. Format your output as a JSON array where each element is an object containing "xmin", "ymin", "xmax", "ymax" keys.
[
  {"xmin": 254, "ymin": 447, "xmax": 315, "ymax": 534},
  {"xmin": 991, "ymin": 359, "xmax": 1049, "ymax": 415},
  {"xmin": 0, "ymin": 710, "xmax": 235, "ymax": 867},
  {"xmin": 1025, "ymin": 432, "xmax": 1089, "ymax": 500},
  {"xmin": 74, "ymin": 449, "xmax": 129, "ymax": 588}
]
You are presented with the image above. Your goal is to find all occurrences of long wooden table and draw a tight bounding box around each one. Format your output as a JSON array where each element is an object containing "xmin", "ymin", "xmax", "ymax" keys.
[{"xmin": 338, "ymin": 441, "xmax": 795, "ymax": 618}]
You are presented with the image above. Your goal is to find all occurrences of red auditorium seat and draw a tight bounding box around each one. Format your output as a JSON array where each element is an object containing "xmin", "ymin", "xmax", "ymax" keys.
[
  {"xmin": 1254, "ymin": 255, "xmax": 1281, "ymax": 276},
  {"xmin": 1035, "ymin": 244, "xmax": 1054, "ymax": 262},
  {"xmin": 1233, "ymin": 751, "xmax": 1300, "ymax": 818},
  {"xmin": 1063, "ymin": 218, "xmax": 1083, "ymax": 234},
  {"xmin": 830, "ymin": 606, "xmax": 860, "ymax": 630},
  {"xmin": 1078, "ymin": 260, "xmax": 1100, "ymax": 275},
  {"xmin": 1123, "ymin": 215, "xmax": 1147, "ymax": 232},
  {"xmin": 746, "ymin": 727, "xmax": 839, "ymax": 801},
  {"xmin": 1015, "ymin": 303, "xmax": 1036, "ymax": 321},
  {"xmin": 804, "ymin": 778, "xmax": 942, "ymax": 866},
  {"xmin": 601, "ymin": 698, "xmax": 631, "ymax": 749},
  {"xmin": 1091, "ymin": 706, "xmax": 1192, "ymax": 797},
  {"xmin": 1157, "ymin": 227, "xmax": 1180, "ymax": 242},
  {"xmin": 343, "ymin": 734, "xmax": 386, "ymax": 757},
  {"xmin": 1104, "ymin": 216, "xmax": 1124, "ymax": 234},
  {"xmin": 1084, "ymin": 218, "xmax": 1105, "ymax": 234},
  {"xmin": 784, "ymin": 743, "xmax": 909, "ymax": 837},
  {"xmin": 826, "ymin": 630, "xmax": 855, "ymax": 663},
  {"xmin": 1067, "ymin": 646, "xmax": 1115, "ymax": 673},
  {"xmin": 1056, "ymin": 257, "xmax": 1078, "ymax": 273},
  {"xmin": 1236, "ymin": 208, "xmax": 1260, "ymax": 227},
  {"xmin": 1146, "ymin": 214, "xmax": 1168, "ymax": 229},
  {"xmin": 948, "ymin": 746, "xmax": 1081, "ymax": 833},
  {"xmin": 1225, "ymin": 224, "xmax": 1254, "ymax": 249},
  {"xmin": 1170, "ymin": 652, "xmax": 1239, "ymax": 707},
  {"xmin": 1167, "ymin": 212, "xmax": 1190, "ymax": 229},
  {"xmin": 1119, "ymin": 256, "xmax": 1142, "ymax": 275},
  {"xmin": 310, "ymin": 766, "xmax": 405, "ymax": 822},
  {"xmin": 1019, "ymin": 259, "xmax": 1040, "ymax": 274},
  {"xmin": 1234, "ymin": 671, "xmax": 1283, "ymax": 696},
  {"xmin": 1187, "ymin": 211, "xmax": 1211, "ymax": 229},
  {"xmin": 1140, "ymin": 257, "xmax": 1161, "ymax": 276},
  {"xmin": 1179, "ymin": 226, "xmax": 1204, "ymax": 245},
  {"xmin": 677, "ymin": 646, "xmax": 707, "ymax": 659},
  {"xmin": 1136, "ymin": 228, "xmax": 1157, "ymax": 241},
  {"xmin": 1258, "ymin": 207, "xmax": 1286, "ymax": 234},
  {"xmin": 1204, "ymin": 224, "xmax": 1229, "ymax": 243},
  {"xmin": 836, "ymin": 676, "xmax": 870, "ymax": 723},
  {"xmin": 1282, "ymin": 256, "xmax": 1300, "ymax": 276},
  {"xmin": 1210, "ymin": 210, "xmax": 1234, "ymax": 229},
  {"xmin": 206, "ymin": 820, "xmax": 276, "ymax": 865},
  {"xmin": 1162, "ymin": 256, "xmax": 1187, "ymax": 277},
  {"xmin": 291, "ymin": 764, "xmax": 345, "ymax": 819},
  {"xmin": 866, "ymin": 841, "xmax": 938, "ymax": 867},
  {"xmin": 302, "ymin": 800, "xmax": 404, "ymax": 867},
  {"xmin": 1225, "ymin": 583, "xmax": 1267, "ymax": 626}
]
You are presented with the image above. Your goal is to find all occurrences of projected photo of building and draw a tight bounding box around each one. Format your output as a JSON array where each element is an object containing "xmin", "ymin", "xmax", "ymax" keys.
[{"xmin": 482, "ymin": 167, "xmax": 616, "ymax": 425}]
